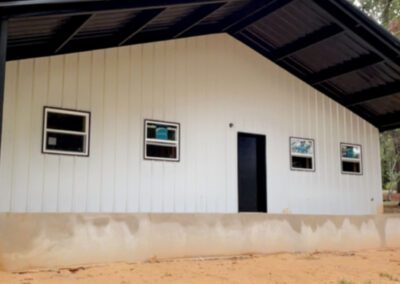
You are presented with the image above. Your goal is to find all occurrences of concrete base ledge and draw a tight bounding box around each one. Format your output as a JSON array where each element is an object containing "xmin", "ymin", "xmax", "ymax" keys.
[{"xmin": 0, "ymin": 213, "xmax": 399, "ymax": 271}]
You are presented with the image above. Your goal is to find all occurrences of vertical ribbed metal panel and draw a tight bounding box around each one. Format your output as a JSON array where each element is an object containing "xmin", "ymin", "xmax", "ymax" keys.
[{"xmin": 0, "ymin": 34, "xmax": 382, "ymax": 215}]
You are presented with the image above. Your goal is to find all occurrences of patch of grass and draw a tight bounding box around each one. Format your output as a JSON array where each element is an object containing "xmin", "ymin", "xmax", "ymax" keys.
[
  {"xmin": 338, "ymin": 278, "xmax": 355, "ymax": 284},
  {"xmin": 379, "ymin": 272, "xmax": 400, "ymax": 282}
]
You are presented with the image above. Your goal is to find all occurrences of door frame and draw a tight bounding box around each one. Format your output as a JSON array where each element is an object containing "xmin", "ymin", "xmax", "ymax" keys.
[{"xmin": 237, "ymin": 132, "xmax": 267, "ymax": 213}]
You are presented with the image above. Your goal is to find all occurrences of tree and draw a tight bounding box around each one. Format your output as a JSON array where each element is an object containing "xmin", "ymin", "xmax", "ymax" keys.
[
  {"xmin": 381, "ymin": 130, "xmax": 400, "ymax": 197},
  {"xmin": 350, "ymin": 0, "xmax": 400, "ymax": 195},
  {"xmin": 351, "ymin": 0, "xmax": 400, "ymax": 35}
]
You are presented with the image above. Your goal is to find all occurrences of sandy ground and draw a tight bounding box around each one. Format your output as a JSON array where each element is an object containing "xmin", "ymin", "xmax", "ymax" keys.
[{"xmin": 1, "ymin": 249, "xmax": 399, "ymax": 284}]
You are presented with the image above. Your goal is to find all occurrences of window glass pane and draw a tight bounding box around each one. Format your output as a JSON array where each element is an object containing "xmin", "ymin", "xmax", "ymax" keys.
[
  {"xmin": 341, "ymin": 144, "xmax": 361, "ymax": 159},
  {"xmin": 290, "ymin": 138, "xmax": 313, "ymax": 156},
  {"xmin": 146, "ymin": 144, "xmax": 177, "ymax": 159},
  {"xmin": 342, "ymin": 161, "xmax": 361, "ymax": 173},
  {"xmin": 47, "ymin": 111, "xmax": 86, "ymax": 132},
  {"xmin": 147, "ymin": 123, "xmax": 177, "ymax": 141},
  {"xmin": 46, "ymin": 132, "xmax": 85, "ymax": 153},
  {"xmin": 291, "ymin": 156, "xmax": 313, "ymax": 170},
  {"xmin": 167, "ymin": 127, "xmax": 176, "ymax": 141},
  {"xmin": 147, "ymin": 125, "xmax": 156, "ymax": 139}
]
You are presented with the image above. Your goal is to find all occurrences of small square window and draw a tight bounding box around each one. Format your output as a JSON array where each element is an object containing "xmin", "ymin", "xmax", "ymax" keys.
[
  {"xmin": 42, "ymin": 107, "xmax": 90, "ymax": 156},
  {"xmin": 144, "ymin": 120, "xmax": 180, "ymax": 161},
  {"xmin": 290, "ymin": 137, "xmax": 315, "ymax": 172},
  {"xmin": 340, "ymin": 143, "xmax": 362, "ymax": 174}
]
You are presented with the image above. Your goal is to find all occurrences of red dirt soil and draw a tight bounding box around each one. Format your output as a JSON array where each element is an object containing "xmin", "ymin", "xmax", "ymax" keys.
[{"xmin": 1, "ymin": 248, "xmax": 399, "ymax": 283}]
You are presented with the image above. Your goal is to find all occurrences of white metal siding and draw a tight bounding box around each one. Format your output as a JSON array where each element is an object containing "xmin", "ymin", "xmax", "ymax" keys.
[{"xmin": 0, "ymin": 34, "xmax": 382, "ymax": 214}]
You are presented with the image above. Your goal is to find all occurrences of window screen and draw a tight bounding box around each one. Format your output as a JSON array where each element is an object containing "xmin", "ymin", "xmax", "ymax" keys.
[
  {"xmin": 340, "ymin": 143, "xmax": 362, "ymax": 174},
  {"xmin": 43, "ymin": 107, "xmax": 90, "ymax": 156},
  {"xmin": 290, "ymin": 137, "xmax": 315, "ymax": 171},
  {"xmin": 144, "ymin": 120, "xmax": 179, "ymax": 161}
]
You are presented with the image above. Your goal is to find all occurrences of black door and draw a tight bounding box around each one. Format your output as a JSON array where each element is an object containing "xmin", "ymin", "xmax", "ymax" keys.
[{"xmin": 238, "ymin": 133, "xmax": 267, "ymax": 212}]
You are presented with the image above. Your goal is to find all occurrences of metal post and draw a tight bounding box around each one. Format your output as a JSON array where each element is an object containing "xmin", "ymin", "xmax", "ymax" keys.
[{"xmin": 0, "ymin": 18, "xmax": 8, "ymax": 155}]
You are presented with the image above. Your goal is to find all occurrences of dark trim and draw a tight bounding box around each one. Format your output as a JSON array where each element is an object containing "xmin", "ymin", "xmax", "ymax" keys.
[
  {"xmin": 1, "ymin": 0, "xmax": 234, "ymax": 18},
  {"xmin": 143, "ymin": 119, "xmax": 181, "ymax": 162},
  {"xmin": 340, "ymin": 142, "xmax": 363, "ymax": 175},
  {"xmin": 54, "ymin": 14, "xmax": 94, "ymax": 53},
  {"xmin": 42, "ymin": 106, "xmax": 91, "ymax": 157},
  {"xmin": 172, "ymin": 3, "xmax": 225, "ymax": 38},
  {"xmin": 376, "ymin": 111, "xmax": 400, "ymax": 131},
  {"xmin": 7, "ymin": 29, "xmax": 221, "ymax": 61},
  {"xmin": 7, "ymin": 45, "xmax": 53, "ymax": 61},
  {"xmin": 344, "ymin": 81, "xmax": 400, "ymax": 107},
  {"xmin": 237, "ymin": 131, "xmax": 267, "ymax": 213},
  {"xmin": 171, "ymin": 23, "xmax": 221, "ymax": 38},
  {"xmin": 117, "ymin": 8, "xmax": 165, "ymax": 46},
  {"xmin": 0, "ymin": 18, "xmax": 7, "ymax": 157},
  {"xmin": 124, "ymin": 3, "xmax": 224, "ymax": 45},
  {"xmin": 289, "ymin": 137, "xmax": 316, "ymax": 173},
  {"xmin": 226, "ymin": 0, "xmax": 293, "ymax": 33},
  {"xmin": 122, "ymin": 32, "xmax": 168, "ymax": 47},
  {"xmin": 307, "ymin": 53, "xmax": 383, "ymax": 85},
  {"xmin": 271, "ymin": 24, "xmax": 344, "ymax": 61},
  {"xmin": 219, "ymin": 0, "xmax": 267, "ymax": 32},
  {"xmin": 1, "ymin": 0, "xmax": 84, "ymax": 5}
]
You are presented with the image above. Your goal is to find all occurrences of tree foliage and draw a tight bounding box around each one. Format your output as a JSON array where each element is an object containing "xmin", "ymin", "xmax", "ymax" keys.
[
  {"xmin": 350, "ymin": 0, "xmax": 400, "ymax": 192},
  {"xmin": 381, "ymin": 130, "xmax": 400, "ymax": 192},
  {"xmin": 351, "ymin": 0, "xmax": 400, "ymax": 36}
]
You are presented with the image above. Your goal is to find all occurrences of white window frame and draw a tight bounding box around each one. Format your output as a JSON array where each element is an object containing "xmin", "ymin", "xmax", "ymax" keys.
[
  {"xmin": 340, "ymin": 143, "xmax": 362, "ymax": 175},
  {"xmin": 42, "ymin": 107, "xmax": 90, "ymax": 156},
  {"xmin": 290, "ymin": 137, "xmax": 315, "ymax": 172},
  {"xmin": 144, "ymin": 119, "xmax": 180, "ymax": 162}
]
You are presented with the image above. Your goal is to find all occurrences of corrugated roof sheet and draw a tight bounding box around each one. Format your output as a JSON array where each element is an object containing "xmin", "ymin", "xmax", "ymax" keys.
[{"xmin": 2, "ymin": 0, "xmax": 400, "ymax": 130}]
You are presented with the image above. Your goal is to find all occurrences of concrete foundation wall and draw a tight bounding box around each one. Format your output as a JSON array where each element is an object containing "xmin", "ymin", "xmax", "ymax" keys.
[{"xmin": 0, "ymin": 213, "xmax": 399, "ymax": 271}]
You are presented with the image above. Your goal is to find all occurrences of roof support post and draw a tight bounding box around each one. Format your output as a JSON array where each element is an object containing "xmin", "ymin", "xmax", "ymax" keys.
[{"xmin": 0, "ymin": 18, "xmax": 8, "ymax": 157}]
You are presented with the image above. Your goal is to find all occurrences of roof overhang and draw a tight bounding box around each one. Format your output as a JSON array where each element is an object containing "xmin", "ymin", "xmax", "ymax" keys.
[{"xmin": 1, "ymin": 0, "xmax": 400, "ymax": 131}]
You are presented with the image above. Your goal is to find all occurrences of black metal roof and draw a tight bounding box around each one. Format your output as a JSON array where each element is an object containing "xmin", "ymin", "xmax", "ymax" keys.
[{"xmin": 1, "ymin": 0, "xmax": 400, "ymax": 131}]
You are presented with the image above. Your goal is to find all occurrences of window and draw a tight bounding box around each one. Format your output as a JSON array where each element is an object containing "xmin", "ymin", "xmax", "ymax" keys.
[
  {"xmin": 340, "ymin": 143, "xmax": 362, "ymax": 174},
  {"xmin": 290, "ymin": 137, "xmax": 315, "ymax": 171},
  {"xmin": 144, "ymin": 120, "xmax": 180, "ymax": 161},
  {"xmin": 42, "ymin": 107, "xmax": 90, "ymax": 156}
]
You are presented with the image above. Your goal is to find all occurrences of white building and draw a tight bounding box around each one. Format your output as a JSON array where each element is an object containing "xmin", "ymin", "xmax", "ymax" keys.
[{"xmin": 1, "ymin": 0, "xmax": 399, "ymax": 216}]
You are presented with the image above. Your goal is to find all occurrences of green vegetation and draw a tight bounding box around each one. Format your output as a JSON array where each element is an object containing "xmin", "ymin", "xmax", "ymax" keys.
[
  {"xmin": 351, "ymin": 0, "xmax": 400, "ymax": 36},
  {"xmin": 350, "ymin": 0, "xmax": 400, "ymax": 195},
  {"xmin": 381, "ymin": 130, "xmax": 400, "ymax": 196}
]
